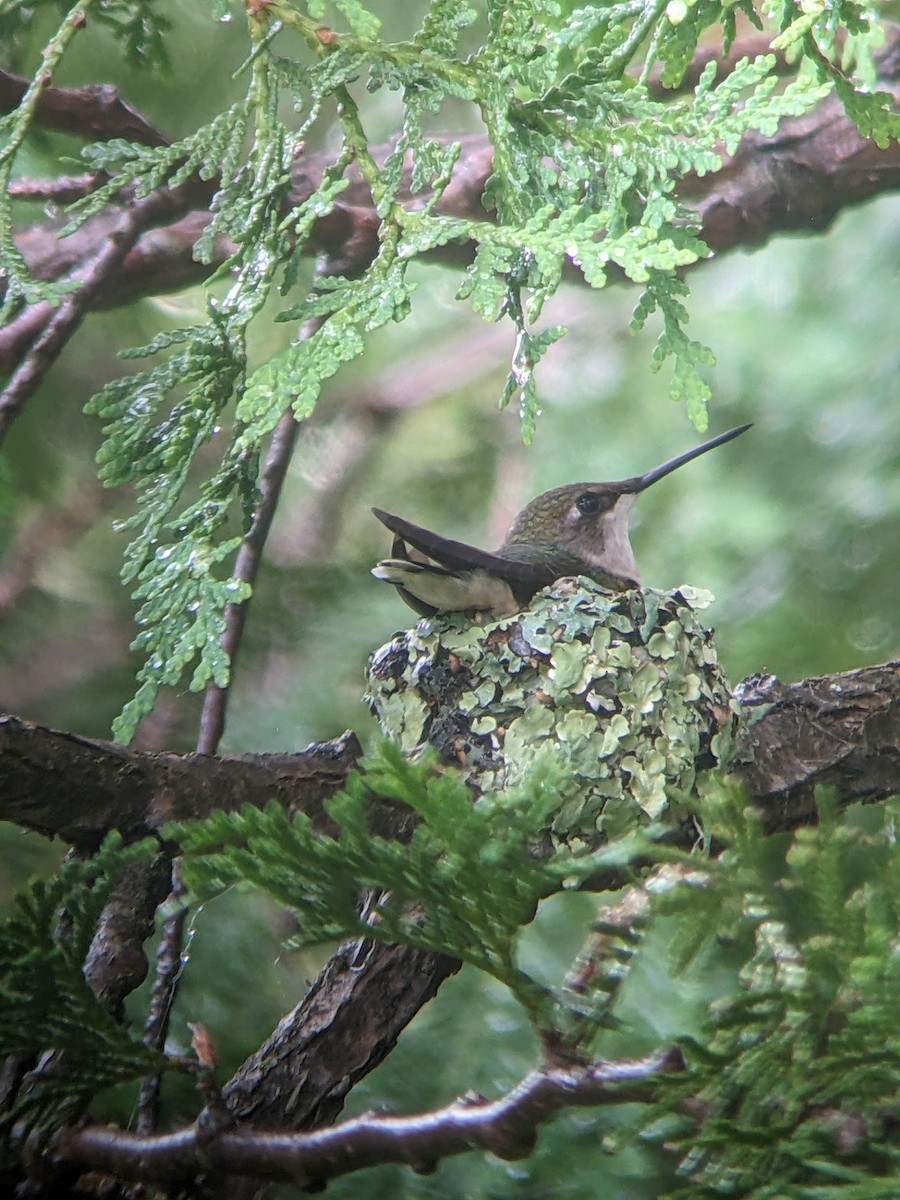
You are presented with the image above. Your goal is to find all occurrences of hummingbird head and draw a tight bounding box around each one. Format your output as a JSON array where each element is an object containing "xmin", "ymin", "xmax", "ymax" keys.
[
  {"xmin": 503, "ymin": 483, "xmax": 641, "ymax": 582},
  {"xmin": 501, "ymin": 424, "xmax": 751, "ymax": 587}
]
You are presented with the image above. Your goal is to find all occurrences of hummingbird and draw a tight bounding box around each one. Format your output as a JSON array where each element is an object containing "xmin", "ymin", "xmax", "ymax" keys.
[{"xmin": 371, "ymin": 423, "xmax": 750, "ymax": 618}]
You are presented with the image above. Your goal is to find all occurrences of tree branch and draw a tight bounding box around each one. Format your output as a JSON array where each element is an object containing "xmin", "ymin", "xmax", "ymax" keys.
[
  {"xmin": 55, "ymin": 1048, "xmax": 683, "ymax": 1189},
  {"xmin": 0, "ymin": 179, "xmax": 213, "ymax": 444},
  {"xmin": 195, "ymin": 311, "xmax": 328, "ymax": 757},
  {"xmin": 222, "ymin": 937, "xmax": 461, "ymax": 1133},
  {"xmin": 0, "ymin": 714, "xmax": 361, "ymax": 850},
  {"xmin": 82, "ymin": 855, "xmax": 172, "ymax": 1022},
  {"xmin": 4, "ymin": 33, "xmax": 899, "ymax": 379},
  {"xmin": 0, "ymin": 67, "xmax": 169, "ymax": 146},
  {"xmin": 2, "ymin": 658, "xmax": 896, "ymax": 1161},
  {"xmin": 732, "ymin": 661, "xmax": 900, "ymax": 831},
  {"xmin": 2, "ymin": 661, "xmax": 896, "ymax": 850}
]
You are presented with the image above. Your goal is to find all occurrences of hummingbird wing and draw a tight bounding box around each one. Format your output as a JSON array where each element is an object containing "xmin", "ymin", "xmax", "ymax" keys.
[{"xmin": 371, "ymin": 508, "xmax": 556, "ymax": 596}]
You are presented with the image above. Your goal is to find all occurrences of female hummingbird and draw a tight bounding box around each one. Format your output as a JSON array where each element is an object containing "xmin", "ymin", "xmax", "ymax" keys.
[{"xmin": 372, "ymin": 424, "xmax": 750, "ymax": 618}]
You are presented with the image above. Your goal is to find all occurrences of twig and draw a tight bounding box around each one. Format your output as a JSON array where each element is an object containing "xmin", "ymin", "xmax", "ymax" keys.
[
  {"xmin": 555, "ymin": 883, "xmax": 653, "ymax": 1054},
  {"xmin": 196, "ymin": 302, "xmax": 332, "ymax": 756},
  {"xmin": 57, "ymin": 1048, "xmax": 684, "ymax": 1189},
  {"xmin": 0, "ymin": 302, "xmax": 58, "ymax": 377},
  {"xmin": 136, "ymin": 865, "xmax": 187, "ymax": 1135},
  {"xmin": 9, "ymin": 173, "xmax": 103, "ymax": 204},
  {"xmin": 196, "ymin": 402, "xmax": 307, "ymax": 754}
]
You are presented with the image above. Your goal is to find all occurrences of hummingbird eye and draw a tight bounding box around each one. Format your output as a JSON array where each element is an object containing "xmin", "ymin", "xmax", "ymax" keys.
[{"xmin": 575, "ymin": 492, "xmax": 602, "ymax": 515}]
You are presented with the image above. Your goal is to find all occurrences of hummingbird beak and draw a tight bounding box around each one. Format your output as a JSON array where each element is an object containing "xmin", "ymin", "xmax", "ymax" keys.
[{"xmin": 624, "ymin": 423, "xmax": 752, "ymax": 493}]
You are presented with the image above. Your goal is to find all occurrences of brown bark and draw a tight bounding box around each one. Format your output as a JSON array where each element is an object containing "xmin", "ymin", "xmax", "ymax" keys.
[
  {"xmin": 222, "ymin": 938, "xmax": 461, "ymax": 1132},
  {"xmin": 0, "ymin": 647, "xmax": 893, "ymax": 1200},
  {"xmin": 2, "ymin": 661, "xmax": 897, "ymax": 851},
  {"xmin": 732, "ymin": 661, "xmax": 900, "ymax": 831},
  {"xmin": 0, "ymin": 713, "xmax": 361, "ymax": 850},
  {"xmin": 0, "ymin": 69, "xmax": 170, "ymax": 146},
  {"xmin": 57, "ymin": 1049, "xmax": 682, "ymax": 1190},
  {"xmin": 2, "ymin": 659, "xmax": 897, "ymax": 1174},
  {"xmin": 2, "ymin": 32, "xmax": 899, "ymax": 1193}
]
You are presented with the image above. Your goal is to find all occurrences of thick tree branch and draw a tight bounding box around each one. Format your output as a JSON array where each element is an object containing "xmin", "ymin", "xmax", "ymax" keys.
[
  {"xmin": 222, "ymin": 937, "xmax": 461, "ymax": 1133},
  {"xmin": 3, "ymin": 659, "xmax": 895, "ymax": 1193},
  {"xmin": 56, "ymin": 1048, "xmax": 683, "ymax": 1189},
  {"xmin": 0, "ymin": 714, "xmax": 361, "ymax": 850},
  {"xmin": 2, "ymin": 661, "xmax": 896, "ymax": 850},
  {"xmin": 732, "ymin": 662, "xmax": 900, "ymax": 831}
]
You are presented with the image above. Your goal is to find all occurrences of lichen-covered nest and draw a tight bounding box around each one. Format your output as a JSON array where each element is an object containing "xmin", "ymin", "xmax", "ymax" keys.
[{"xmin": 366, "ymin": 578, "xmax": 736, "ymax": 845}]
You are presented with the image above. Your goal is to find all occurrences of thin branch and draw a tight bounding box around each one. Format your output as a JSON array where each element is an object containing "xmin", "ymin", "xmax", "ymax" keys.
[
  {"xmin": 9, "ymin": 173, "xmax": 102, "ymax": 203},
  {"xmin": 557, "ymin": 881, "xmax": 653, "ymax": 1053},
  {"xmin": 135, "ymin": 362, "xmax": 318, "ymax": 1117},
  {"xmin": 138, "ymin": 329, "xmax": 323, "ymax": 1126},
  {"xmin": 0, "ymin": 67, "xmax": 170, "ymax": 146},
  {"xmin": 56, "ymin": 1048, "xmax": 683, "ymax": 1189},
  {"xmin": 135, "ymin": 865, "xmax": 186, "ymax": 1135},
  {"xmin": 0, "ymin": 183, "xmax": 206, "ymax": 446},
  {"xmin": 195, "ymin": 326, "xmax": 321, "ymax": 754},
  {"xmin": 3, "ymin": 32, "xmax": 899, "ymax": 380},
  {"xmin": 195, "ymin": 412, "xmax": 302, "ymax": 754}
]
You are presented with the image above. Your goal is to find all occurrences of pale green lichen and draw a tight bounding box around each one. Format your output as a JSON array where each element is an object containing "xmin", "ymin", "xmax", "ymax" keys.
[{"xmin": 365, "ymin": 578, "xmax": 737, "ymax": 847}]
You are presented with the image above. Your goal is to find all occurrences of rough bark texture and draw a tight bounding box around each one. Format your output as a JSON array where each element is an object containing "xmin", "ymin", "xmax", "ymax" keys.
[
  {"xmin": 2, "ymin": 31, "xmax": 899, "ymax": 1196},
  {"xmin": 0, "ymin": 715, "xmax": 361, "ymax": 850},
  {"xmin": 82, "ymin": 855, "xmax": 173, "ymax": 1021},
  {"xmin": 2, "ymin": 659, "xmax": 897, "ymax": 1185},
  {"xmin": 732, "ymin": 661, "xmax": 900, "ymax": 831},
  {"xmin": 221, "ymin": 939, "xmax": 461, "ymax": 1132},
  {"xmin": 2, "ymin": 661, "xmax": 897, "ymax": 850}
]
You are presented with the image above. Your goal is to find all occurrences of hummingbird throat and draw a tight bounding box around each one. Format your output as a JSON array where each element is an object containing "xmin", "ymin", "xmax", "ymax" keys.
[{"xmin": 573, "ymin": 495, "xmax": 638, "ymax": 585}]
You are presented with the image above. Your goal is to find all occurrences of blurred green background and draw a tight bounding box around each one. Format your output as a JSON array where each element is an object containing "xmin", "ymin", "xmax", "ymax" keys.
[{"xmin": 1, "ymin": 3, "xmax": 898, "ymax": 1196}]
